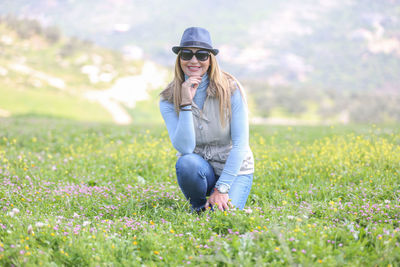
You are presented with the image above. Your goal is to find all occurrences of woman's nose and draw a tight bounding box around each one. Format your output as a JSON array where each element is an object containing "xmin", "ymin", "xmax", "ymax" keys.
[{"xmin": 189, "ymin": 55, "xmax": 199, "ymax": 63}]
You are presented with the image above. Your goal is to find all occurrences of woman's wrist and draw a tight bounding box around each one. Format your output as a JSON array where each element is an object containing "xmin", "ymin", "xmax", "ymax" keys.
[
  {"xmin": 180, "ymin": 86, "xmax": 193, "ymax": 107},
  {"xmin": 213, "ymin": 187, "xmax": 228, "ymax": 195},
  {"xmin": 179, "ymin": 103, "xmax": 191, "ymax": 108},
  {"xmin": 215, "ymin": 183, "xmax": 230, "ymax": 194},
  {"xmin": 180, "ymin": 104, "xmax": 192, "ymax": 111}
]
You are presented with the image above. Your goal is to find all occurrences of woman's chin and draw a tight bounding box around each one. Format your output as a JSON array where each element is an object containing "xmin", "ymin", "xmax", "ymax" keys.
[{"xmin": 184, "ymin": 70, "xmax": 205, "ymax": 77}]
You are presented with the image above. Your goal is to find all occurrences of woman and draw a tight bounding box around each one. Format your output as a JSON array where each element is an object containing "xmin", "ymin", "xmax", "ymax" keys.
[{"xmin": 159, "ymin": 27, "xmax": 254, "ymax": 212}]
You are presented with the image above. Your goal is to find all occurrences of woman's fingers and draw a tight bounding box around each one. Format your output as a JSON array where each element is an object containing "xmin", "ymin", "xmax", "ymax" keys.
[
  {"xmin": 181, "ymin": 77, "xmax": 201, "ymax": 101},
  {"xmin": 228, "ymin": 200, "xmax": 234, "ymax": 208},
  {"xmin": 188, "ymin": 76, "xmax": 202, "ymax": 82},
  {"xmin": 222, "ymin": 202, "xmax": 229, "ymax": 211},
  {"xmin": 213, "ymin": 200, "xmax": 229, "ymax": 211},
  {"xmin": 182, "ymin": 77, "xmax": 200, "ymax": 89},
  {"xmin": 185, "ymin": 76, "xmax": 200, "ymax": 84},
  {"xmin": 206, "ymin": 192, "xmax": 232, "ymax": 211},
  {"xmin": 186, "ymin": 76, "xmax": 201, "ymax": 88}
]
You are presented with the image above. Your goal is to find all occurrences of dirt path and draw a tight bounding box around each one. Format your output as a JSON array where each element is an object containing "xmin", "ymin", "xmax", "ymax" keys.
[{"xmin": 84, "ymin": 62, "xmax": 167, "ymax": 125}]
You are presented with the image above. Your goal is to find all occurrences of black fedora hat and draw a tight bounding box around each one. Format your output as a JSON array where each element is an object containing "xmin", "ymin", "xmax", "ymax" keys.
[{"xmin": 172, "ymin": 27, "xmax": 219, "ymax": 55}]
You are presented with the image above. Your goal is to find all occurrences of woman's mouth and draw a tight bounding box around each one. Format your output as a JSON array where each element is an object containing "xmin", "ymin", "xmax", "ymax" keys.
[{"xmin": 188, "ymin": 66, "xmax": 200, "ymax": 71}]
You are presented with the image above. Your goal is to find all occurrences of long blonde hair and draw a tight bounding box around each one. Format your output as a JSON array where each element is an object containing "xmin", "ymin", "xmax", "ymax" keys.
[{"xmin": 161, "ymin": 51, "xmax": 246, "ymax": 127}]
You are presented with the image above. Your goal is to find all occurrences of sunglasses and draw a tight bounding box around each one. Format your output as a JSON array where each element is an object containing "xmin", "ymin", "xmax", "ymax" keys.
[{"xmin": 180, "ymin": 49, "xmax": 210, "ymax": 61}]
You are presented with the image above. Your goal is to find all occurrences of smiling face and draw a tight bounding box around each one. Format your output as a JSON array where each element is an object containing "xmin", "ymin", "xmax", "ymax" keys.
[{"xmin": 179, "ymin": 48, "xmax": 210, "ymax": 77}]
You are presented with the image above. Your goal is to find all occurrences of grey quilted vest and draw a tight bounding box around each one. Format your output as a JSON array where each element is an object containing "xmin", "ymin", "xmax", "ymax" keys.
[
  {"xmin": 160, "ymin": 75, "xmax": 254, "ymax": 176},
  {"xmin": 191, "ymin": 88, "xmax": 254, "ymax": 176}
]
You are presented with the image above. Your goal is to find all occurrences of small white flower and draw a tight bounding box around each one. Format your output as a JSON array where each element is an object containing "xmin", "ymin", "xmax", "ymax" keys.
[
  {"xmin": 73, "ymin": 213, "xmax": 80, "ymax": 218},
  {"xmin": 12, "ymin": 208, "xmax": 20, "ymax": 214},
  {"xmin": 287, "ymin": 215, "xmax": 295, "ymax": 220},
  {"xmin": 136, "ymin": 175, "xmax": 146, "ymax": 185},
  {"xmin": 7, "ymin": 208, "xmax": 20, "ymax": 217},
  {"xmin": 384, "ymin": 200, "xmax": 390, "ymax": 204},
  {"xmin": 83, "ymin": 221, "xmax": 91, "ymax": 227},
  {"xmin": 27, "ymin": 225, "xmax": 34, "ymax": 235},
  {"xmin": 35, "ymin": 222, "xmax": 45, "ymax": 228},
  {"xmin": 244, "ymin": 208, "xmax": 253, "ymax": 214}
]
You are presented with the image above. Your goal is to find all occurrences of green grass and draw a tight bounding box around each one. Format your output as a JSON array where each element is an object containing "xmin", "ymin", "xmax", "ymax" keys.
[
  {"xmin": 0, "ymin": 85, "xmax": 113, "ymax": 123},
  {"xmin": 0, "ymin": 117, "xmax": 399, "ymax": 266}
]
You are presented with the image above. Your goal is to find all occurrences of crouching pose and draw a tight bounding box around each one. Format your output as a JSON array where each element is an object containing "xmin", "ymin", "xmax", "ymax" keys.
[{"xmin": 159, "ymin": 27, "xmax": 254, "ymax": 212}]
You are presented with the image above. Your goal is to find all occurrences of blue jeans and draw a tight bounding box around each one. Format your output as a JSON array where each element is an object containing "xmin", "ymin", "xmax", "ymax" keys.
[{"xmin": 175, "ymin": 153, "xmax": 253, "ymax": 212}]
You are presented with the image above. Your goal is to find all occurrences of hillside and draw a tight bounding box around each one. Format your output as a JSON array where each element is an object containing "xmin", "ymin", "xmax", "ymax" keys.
[
  {"xmin": 0, "ymin": 16, "xmax": 168, "ymax": 124},
  {"xmin": 1, "ymin": 10, "xmax": 399, "ymax": 124},
  {"xmin": 1, "ymin": 0, "xmax": 399, "ymax": 91}
]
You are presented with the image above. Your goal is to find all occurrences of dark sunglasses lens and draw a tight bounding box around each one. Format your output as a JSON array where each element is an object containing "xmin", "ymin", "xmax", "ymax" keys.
[
  {"xmin": 180, "ymin": 50, "xmax": 193, "ymax": 61},
  {"xmin": 195, "ymin": 51, "xmax": 209, "ymax": 61},
  {"xmin": 180, "ymin": 50, "xmax": 209, "ymax": 61}
]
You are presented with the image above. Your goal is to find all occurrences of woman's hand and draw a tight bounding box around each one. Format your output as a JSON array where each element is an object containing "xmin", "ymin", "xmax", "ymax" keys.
[
  {"xmin": 180, "ymin": 76, "xmax": 202, "ymax": 106},
  {"xmin": 205, "ymin": 189, "xmax": 233, "ymax": 211}
]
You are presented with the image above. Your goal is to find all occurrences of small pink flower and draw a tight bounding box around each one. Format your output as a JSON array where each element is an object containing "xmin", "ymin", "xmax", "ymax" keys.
[{"xmin": 244, "ymin": 208, "xmax": 252, "ymax": 214}]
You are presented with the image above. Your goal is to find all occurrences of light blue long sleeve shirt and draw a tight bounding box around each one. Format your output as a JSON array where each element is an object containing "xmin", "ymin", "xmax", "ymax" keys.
[{"xmin": 159, "ymin": 77, "xmax": 251, "ymax": 187}]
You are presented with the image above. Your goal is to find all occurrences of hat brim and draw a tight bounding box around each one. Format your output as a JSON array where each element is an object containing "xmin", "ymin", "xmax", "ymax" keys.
[{"xmin": 172, "ymin": 46, "xmax": 219, "ymax": 55}]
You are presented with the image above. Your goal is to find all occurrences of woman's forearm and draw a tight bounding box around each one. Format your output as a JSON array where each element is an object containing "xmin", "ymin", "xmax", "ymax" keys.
[
  {"xmin": 216, "ymin": 89, "xmax": 250, "ymax": 187},
  {"xmin": 159, "ymin": 101, "xmax": 196, "ymax": 154}
]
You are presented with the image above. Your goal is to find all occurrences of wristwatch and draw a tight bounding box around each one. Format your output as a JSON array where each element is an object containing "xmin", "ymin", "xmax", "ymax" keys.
[{"xmin": 215, "ymin": 183, "xmax": 230, "ymax": 194}]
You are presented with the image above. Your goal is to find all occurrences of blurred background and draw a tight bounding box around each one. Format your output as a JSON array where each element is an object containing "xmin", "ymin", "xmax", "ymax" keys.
[{"xmin": 0, "ymin": 0, "xmax": 399, "ymax": 125}]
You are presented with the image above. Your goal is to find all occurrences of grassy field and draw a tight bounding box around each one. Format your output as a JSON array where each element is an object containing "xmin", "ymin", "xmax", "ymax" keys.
[{"xmin": 0, "ymin": 117, "xmax": 399, "ymax": 266}]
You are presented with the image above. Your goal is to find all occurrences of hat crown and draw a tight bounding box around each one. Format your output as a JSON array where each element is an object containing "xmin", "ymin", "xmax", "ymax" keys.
[
  {"xmin": 172, "ymin": 27, "xmax": 219, "ymax": 55},
  {"xmin": 180, "ymin": 27, "xmax": 213, "ymax": 46}
]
